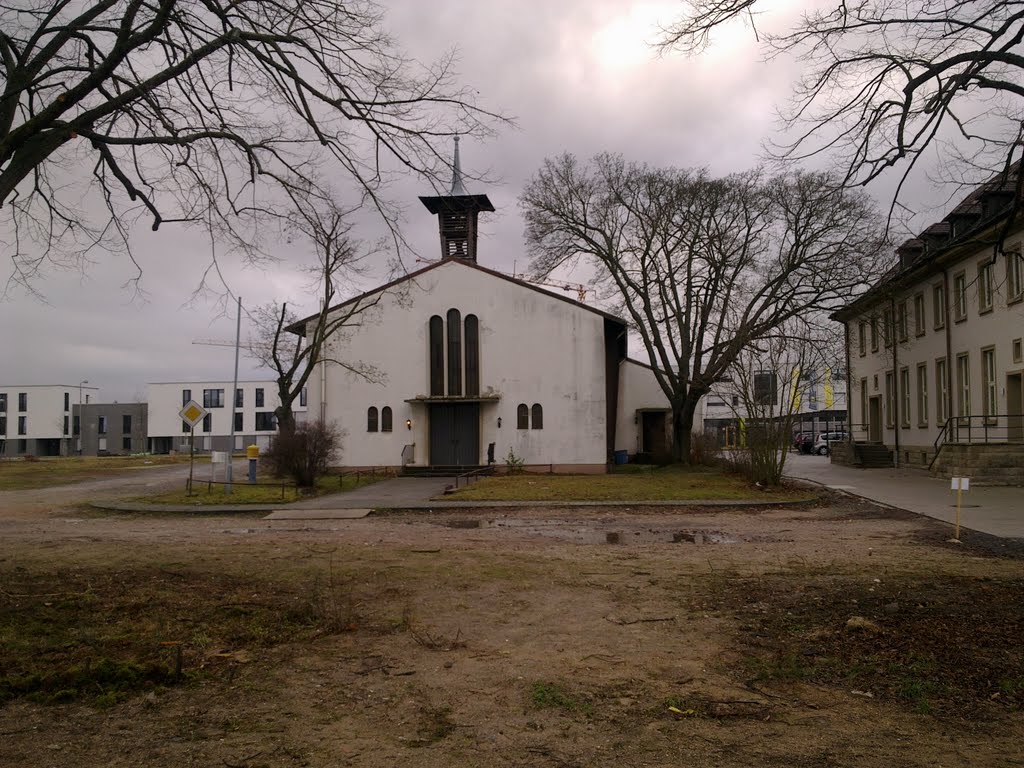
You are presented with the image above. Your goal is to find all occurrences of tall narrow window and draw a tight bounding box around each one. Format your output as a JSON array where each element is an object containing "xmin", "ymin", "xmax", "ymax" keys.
[
  {"xmin": 18, "ymin": 416, "xmax": 26, "ymax": 435},
  {"xmin": 234, "ymin": 412, "xmax": 243, "ymax": 431},
  {"xmin": 18, "ymin": 393, "xmax": 26, "ymax": 411},
  {"xmin": 870, "ymin": 316, "xmax": 879, "ymax": 351},
  {"xmin": 464, "ymin": 314, "xmax": 480, "ymax": 397},
  {"xmin": 517, "ymin": 403, "xmax": 529, "ymax": 429},
  {"xmin": 882, "ymin": 308, "xmax": 893, "ymax": 347},
  {"xmin": 0, "ymin": 393, "xmax": 6, "ymax": 412},
  {"xmin": 446, "ymin": 308, "xmax": 462, "ymax": 396},
  {"xmin": 955, "ymin": 353, "xmax": 970, "ymax": 419},
  {"xmin": 64, "ymin": 392, "xmax": 70, "ymax": 411},
  {"xmin": 63, "ymin": 415, "xmax": 69, "ymax": 435},
  {"xmin": 1008, "ymin": 249, "xmax": 1024, "ymax": 302},
  {"xmin": 899, "ymin": 368, "xmax": 911, "ymax": 427},
  {"xmin": 235, "ymin": 388, "xmax": 244, "ymax": 408},
  {"xmin": 913, "ymin": 293, "xmax": 925, "ymax": 336},
  {"xmin": 897, "ymin": 302, "xmax": 908, "ymax": 342},
  {"xmin": 367, "ymin": 406, "xmax": 379, "ymax": 433},
  {"xmin": 884, "ymin": 371, "xmax": 895, "ymax": 428},
  {"xmin": 531, "ymin": 404, "xmax": 544, "ymax": 429},
  {"xmin": 182, "ymin": 389, "xmax": 191, "ymax": 406},
  {"xmin": 429, "ymin": 315, "xmax": 445, "ymax": 396},
  {"xmin": 98, "ymin": 415, "xmax": 108, "ymax": 435},
  {"xmin": 936, "ymin": 358, "xmax": 948, "ymax": 424},
  {"xmin": 122, "ymin": 414, "xmax": 132, "ymax": 433},
  {"xmin": 753, "ymin": 373, "xmax": 777, "ymax": 405},
  {"xmin": 860, "ymin": 378, "xmax": 868, "ymax": 434},
  {"xmin": 858, "ymin": 322, "xmax": 866, "ymax": 356},
  {"xmin": 982, "ymin": 348, "xmax": 997, "ymax": 422},
  {"xmin": 978, "ymin": 261, "xmax": 994, "ymax": 312},
  {"xmin": 953, "ymin": 272, "xmax": 967, "ymax": 321},
  {"xmin": 933, "ymin": 284, "xmax": 946, "ymax": 329},
  {"xmin": 202, "ymin": 414, "xmax": 212, "ymax": 433},
  {"xmin": 916, "ymin": 364, "xmax": 928, "ymax": 427},
  {"xmin": 255, "ymin": 388, "xmax": 265, "ymax": 407},
  {"xmin": 381, "ymin": 406, "xmax": 393, "ymax": 432}
]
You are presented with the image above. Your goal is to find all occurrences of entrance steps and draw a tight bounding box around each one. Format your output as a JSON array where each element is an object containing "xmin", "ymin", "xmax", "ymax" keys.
[
  {"xmin": 854, "ymin": 442, "xmax": 894, "ymax": 468},
  {"xmin": 401, "ymin": 464, "xmax": 494, "ymax": 478}
]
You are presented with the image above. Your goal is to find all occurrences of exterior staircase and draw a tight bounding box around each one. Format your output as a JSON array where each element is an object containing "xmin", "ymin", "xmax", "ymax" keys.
[
  {"xmin": 930, "ymin": 444, "xmax": 1024, "ymax": 485},
  {"xmin": 854, "ymin": 442, "xmax": 893, "ymax": 468}
]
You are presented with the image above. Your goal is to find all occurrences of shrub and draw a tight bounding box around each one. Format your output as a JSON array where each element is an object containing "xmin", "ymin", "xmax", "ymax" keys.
[{"xmin": 264, "ymin": 420, "xmax": 341, "ymax": 487}]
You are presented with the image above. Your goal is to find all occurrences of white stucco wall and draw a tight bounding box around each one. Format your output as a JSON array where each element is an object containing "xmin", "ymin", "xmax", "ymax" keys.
[
  {"xmin": 306, "ymin": 260, "xmax": 613, "ymax": 467},
  {"xmin": 0, "ymin": 384, "xmax": 96, "ymax": 441},
  {"xmin": 614, "ymin": 359, "xmax": 674, "ymax": 454}
]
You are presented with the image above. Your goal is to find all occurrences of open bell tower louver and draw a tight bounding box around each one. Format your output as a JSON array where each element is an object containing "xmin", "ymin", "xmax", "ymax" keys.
[{"xmin": 419, "ymin": 136, "xmax": 495, "ymax": 263}]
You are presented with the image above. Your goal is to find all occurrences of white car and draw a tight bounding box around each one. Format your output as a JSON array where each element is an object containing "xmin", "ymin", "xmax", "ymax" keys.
[{"xmin": 813, "ymin": 431, "xmax": 847, "ymax": 456}]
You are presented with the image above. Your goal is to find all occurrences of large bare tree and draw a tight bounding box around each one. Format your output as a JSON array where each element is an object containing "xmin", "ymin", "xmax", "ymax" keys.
[
  {"xmin": 251, "ymin": 202, "xmax": 384, "ymax": 435},
  {"xmin": 658, "ymin": 0, "xmax": 1024, "ymax": 227},
  {"xmin": 520, "ymin": 153, "xmax": 888, "ymax": 462},
  {"xmin": 0, "ymin": 0, "xmax": 504, "ymax": 288}
]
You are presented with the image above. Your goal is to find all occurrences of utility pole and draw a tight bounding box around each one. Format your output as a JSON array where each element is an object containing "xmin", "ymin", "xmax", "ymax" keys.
[{"xmin": 226, "ymin": 296, "xmax": 242, "ymax": 494}]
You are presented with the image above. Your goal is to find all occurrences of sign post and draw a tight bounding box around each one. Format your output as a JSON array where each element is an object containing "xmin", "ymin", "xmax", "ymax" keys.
[
  {"xmin": 179, "ymin": 400, "xmax": 209, "ymax": 496},
  {"xmin": 950, "ymin": 476, "xmax": 970, "ymax": 541}
]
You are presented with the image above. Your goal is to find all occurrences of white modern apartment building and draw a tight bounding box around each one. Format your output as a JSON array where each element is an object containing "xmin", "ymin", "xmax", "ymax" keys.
[
  {"xmin": 146, "ymin": 381, "xmax": 306, "ymax": 454},
  {"xmin": 833, "ymin": 167, "xmax": 1024, "ymax": 482},
  {"xmin": 0, "ymin": 383, "xmax": 98, "ymax": 457}
]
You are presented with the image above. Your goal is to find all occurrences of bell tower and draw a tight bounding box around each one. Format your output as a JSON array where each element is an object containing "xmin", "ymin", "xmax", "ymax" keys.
[{"xmin": 419, "ymin": 136, "xmax": 495, "ymax": 263}]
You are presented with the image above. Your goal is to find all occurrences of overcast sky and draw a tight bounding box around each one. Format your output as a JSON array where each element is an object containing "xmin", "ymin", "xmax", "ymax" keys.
[{"xmin": 0, "ymin": 0, "xmax": 947, "ymax": 402}]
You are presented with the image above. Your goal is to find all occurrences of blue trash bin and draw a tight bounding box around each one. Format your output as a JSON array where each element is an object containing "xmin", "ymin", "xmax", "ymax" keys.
[{"xmin": 613, "ymin": 450, "xmax": 628, "ymax": 465}]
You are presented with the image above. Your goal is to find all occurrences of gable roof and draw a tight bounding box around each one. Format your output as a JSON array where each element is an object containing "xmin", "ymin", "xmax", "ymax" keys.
[{"xmin": 286, "ymin": 257, "xmax": 626, "ymax": 335}]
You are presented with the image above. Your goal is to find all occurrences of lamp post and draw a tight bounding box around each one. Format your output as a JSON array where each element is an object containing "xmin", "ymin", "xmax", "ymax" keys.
[{"xmin": 78, "ymin": 380, "xmax": 88, "ymax": 455}]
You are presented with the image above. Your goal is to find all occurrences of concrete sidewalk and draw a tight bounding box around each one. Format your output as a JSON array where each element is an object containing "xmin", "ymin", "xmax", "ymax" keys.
[{"xmin": 784, "ymin": 453, "xmax": 1024, "ymax": 539}]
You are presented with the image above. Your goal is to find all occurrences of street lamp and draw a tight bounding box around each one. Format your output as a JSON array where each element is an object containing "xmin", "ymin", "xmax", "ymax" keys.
[{"xmin": 78, "ymin": 380, "xmax": 88, "ymax": 455}]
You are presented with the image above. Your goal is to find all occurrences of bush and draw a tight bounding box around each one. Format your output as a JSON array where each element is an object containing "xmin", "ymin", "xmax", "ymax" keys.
[
  {"xmin": 687, "ymin": 431, "xmax": 722, "ymax": 467},
  {"xmin": 264, "ymin": 420, "xmax": 341, "ymax": 487}
]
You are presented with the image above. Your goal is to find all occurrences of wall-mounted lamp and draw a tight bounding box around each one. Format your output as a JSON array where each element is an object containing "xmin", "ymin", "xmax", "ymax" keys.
[
  {"xmin": 405, "ymin": 419, "xmax": 413, "ymax": 430},
  {"xmin": 497, "ymin": 417, "xmax": 502, "ymax": 428}
]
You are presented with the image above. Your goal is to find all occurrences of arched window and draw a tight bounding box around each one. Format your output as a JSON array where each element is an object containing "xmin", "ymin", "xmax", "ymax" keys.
[
  {"xmin": 464, "ymin": 314, "xmax": 480, "ymax": 397},
  {"xmin": 517, "ymin": 403, "xmax": 529, "ymax": 430},
  {"xmin": 446, "ymin": 308, "xmax": 462, "ymax": 396},
  {"xmin": 367, "ymin": 406, "xmax": 378, "ymax": 433},
  {"xmin": 531, "ymin": 403, "xmax": 544, "ymax": 430},
  {"xmin": 429, "ymin": 315, "xmax": 444, "ymax": 396},
  {"xmin": 381, "ymin": 406, "xmax": 393, "ymax": 432}
]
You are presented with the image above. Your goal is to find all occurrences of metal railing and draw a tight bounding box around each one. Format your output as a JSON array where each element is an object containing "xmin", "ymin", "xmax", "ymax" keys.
[
  {"xmin": 453, "ymin": 465, "xmax": 494, "ymax": 489},
  {"xmin": 930, "ymin": 413, "xmax": 1022, "ymax": 470},
  {"xmin": 337, "ymin": 466, "xmax": 396, "ymax": 488},
  {"xmin": 401, "ymin": 443, "xmax": 415, "ymax": 466}
]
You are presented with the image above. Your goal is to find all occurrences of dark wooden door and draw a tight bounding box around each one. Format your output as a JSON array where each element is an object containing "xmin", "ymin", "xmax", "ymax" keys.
[
  {"xmin": 642, "ymin": 411, "xmax": 668, "ymax": 458},
  {"xmin": 429, "ymin": 404, "xmax": 480, "ymax": 465}
]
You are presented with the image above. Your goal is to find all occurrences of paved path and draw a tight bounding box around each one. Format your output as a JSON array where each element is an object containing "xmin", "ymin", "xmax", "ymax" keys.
[{"xmin": 784, "ymin": 453, "xmax": 1024, "ymax": 539}]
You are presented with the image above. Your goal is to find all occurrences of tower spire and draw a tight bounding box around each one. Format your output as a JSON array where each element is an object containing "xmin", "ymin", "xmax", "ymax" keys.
[
  {"xmin": 450, "ymin": 134, "xmax": 468, "ymax": 196},
  {"xmin": 419, "ymin": 137, "xmax": 495, "ymax": 263}
]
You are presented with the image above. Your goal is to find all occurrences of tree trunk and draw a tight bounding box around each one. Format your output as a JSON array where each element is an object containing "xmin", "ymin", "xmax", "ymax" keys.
[
  {"xmin": 671, "ymin": 399, "xmax": 699, "ymax": 464},
  {"xmin": 275, "ymin": 403, "xmax": 296, "ymax": 436}
]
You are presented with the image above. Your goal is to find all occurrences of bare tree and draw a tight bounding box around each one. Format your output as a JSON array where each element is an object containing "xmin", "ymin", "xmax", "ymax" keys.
[
  {"xmin": 658, "ymin": 1, "xmax": 1024, "ymax": 230},
  {"xmin": 251, "ymin": 202, "xmax": 384, "ymax": 435},
  {"xmin": 723, "ymin": 318, "xmax": 843, "ymax": 485},
  {"xmin": 520, "ymin": 153, "xmax": 888, "ymax": 462},
  {"xmin": 0, "ymin": 0, "xmax": 505, "ymax": 289}
]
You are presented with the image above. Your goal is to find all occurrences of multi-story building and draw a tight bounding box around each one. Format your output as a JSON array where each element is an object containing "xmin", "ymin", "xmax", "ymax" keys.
[
  {"xmin": 146, "ymin": 381, "xmax": 304, "ymax": 454},
  {"xmin": 0, "ymin": 384, "xmax": 98, "ymax": 457},
  {"xmin": 832, "ymin": 167, "xmax": 1024, "ymax": 482},
  {"xmin": 75, "ymin": 402, "xmax": 148, "ymax": 455}
]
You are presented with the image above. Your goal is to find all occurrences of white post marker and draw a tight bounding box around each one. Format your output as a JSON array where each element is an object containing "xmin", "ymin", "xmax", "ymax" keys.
[{"xmin": 950, "ymin": 476, "xmax": 970, "ymax": 541}]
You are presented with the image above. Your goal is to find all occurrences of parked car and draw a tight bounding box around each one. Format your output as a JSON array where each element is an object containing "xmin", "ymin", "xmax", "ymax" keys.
[
  {"xmin": 813, "ymin": 431, "xmax": 848, "ymax": 456},
  {"xmin": 792, "ymin": 431, "xmax": 814, "ymax": 450}
]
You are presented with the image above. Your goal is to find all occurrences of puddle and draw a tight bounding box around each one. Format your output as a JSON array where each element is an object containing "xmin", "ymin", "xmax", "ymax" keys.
[{"xmin": 440, "ymin": 518, "xmax": 739, "ymax": 544}]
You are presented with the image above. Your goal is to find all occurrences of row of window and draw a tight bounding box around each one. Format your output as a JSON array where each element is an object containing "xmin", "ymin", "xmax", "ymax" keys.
[
  {"xmin": 367, "ymin": 406, "xmax": 393, "ymax": 432},
  {"xmin": 181, "ymin": 412, "xmax": 277, "ymax": 433},
  {"xmin": 0, "ymin": 416, "xmax": 26, "ymax": 436},
  {"xmin": 181, "ymin": 388, "xmax": 306, "ymax": 410},
  {"xmin": 858, "ymin": 251, "xmax": 1024, "ymax": 357},
  {"xmin": 863, "ymin": 341, "xmax": 1021, "ymax": 429},
  {"xmin": 429, "ymin": 310, "xmax": 480, "ymax": 397},
  {"xmin": 0, "ymin": 393, "xmax": 31, "ymax": 413},
  {"xmin": 517, "ymin": 403, "xmax": 543, "ymax": 430}
]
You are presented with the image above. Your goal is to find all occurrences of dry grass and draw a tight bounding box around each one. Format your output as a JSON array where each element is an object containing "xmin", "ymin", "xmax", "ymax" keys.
[
  {"xmin": 0, "ymin": 455, "xmax": 199, "ymax": 491},
  {"xmin": 132, "ymin": 473, "xmax": 381, "ymax": 506},
  {"xmin": 445, "ymin": 466, "xmax": 813, "ymax": 502}
]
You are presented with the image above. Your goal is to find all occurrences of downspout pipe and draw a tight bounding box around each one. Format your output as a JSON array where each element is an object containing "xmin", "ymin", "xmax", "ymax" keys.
[{"xmin": 891, "ymin": 296, "xmax": 900, "ymax": 468}]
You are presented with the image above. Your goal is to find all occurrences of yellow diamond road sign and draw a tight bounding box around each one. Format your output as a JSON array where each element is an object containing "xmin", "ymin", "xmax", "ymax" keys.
[{"xmin": 179, "ymin": 400, "xmax": 208, "ymax": 428}]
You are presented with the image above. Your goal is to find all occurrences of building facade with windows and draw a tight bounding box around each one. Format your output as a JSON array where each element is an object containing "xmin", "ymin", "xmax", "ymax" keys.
[
  {"xmin": 833, "ymin": 167, "xmax": 1024, "ymax": 481},
  {"xmin": 75, "ymin": 403, "xmax": 148, "ymax": 455},
  {"xmin": 0, "ymin": 384, "xmax": 98, "ymax": 457},
  {"xmin": 145, "ymin": 381, "xmax": 305, "ymax": 454}
]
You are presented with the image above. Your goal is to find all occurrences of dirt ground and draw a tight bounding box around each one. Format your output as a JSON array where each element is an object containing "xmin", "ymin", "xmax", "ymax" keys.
[{"xmin": 2, "ymin": 475, "xmax": 1024, "ymax": 767}]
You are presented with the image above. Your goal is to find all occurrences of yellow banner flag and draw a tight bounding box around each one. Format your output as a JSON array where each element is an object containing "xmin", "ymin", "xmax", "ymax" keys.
[{"xmin": 824, "ymin": 367, "xmax": 834, "ymax": 408}]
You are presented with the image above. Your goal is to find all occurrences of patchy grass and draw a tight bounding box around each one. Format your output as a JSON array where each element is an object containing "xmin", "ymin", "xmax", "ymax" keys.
[
  {"xmin": 445, "ymin": 466, "xmax": 812, "ymax": 502},
  {"xmin": 728, "ymin": 575, "xmax": 1024, "ymax": 714},
  {"xmin": 530, "ymin": 681, "xmax": 593, "ymax": 716},
  {"xmin": 127, "ymin": 472, "xmax": 384, "ymax": 506},
  {"xmin": 0, "ymin": 561, "xmax": 384, "ymax": 706},
  {"xmin": 0, "ymin": 455, "xmax": 199, "ymax": 491}
]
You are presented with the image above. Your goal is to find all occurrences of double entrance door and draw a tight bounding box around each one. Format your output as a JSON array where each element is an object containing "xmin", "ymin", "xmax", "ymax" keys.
[{"xmin": 429, "ymin": 403, "xmax": 480, "ymax": 466}]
